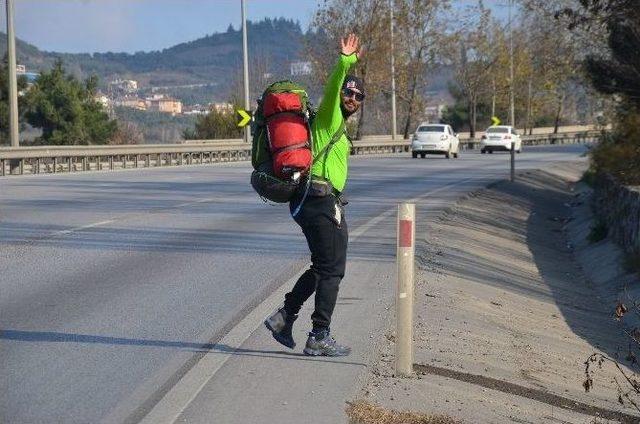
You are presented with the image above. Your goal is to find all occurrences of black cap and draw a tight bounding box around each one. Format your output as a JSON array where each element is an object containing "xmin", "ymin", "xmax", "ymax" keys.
[{"xmin": 342, "ymin": 75, "xmax": 365, "ymax": 98}]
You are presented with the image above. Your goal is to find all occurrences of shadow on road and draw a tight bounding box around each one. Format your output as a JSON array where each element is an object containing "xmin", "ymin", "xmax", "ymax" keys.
[{"xmin": 0, "ymin": 329, "xmax": 366, "ymax": 367}]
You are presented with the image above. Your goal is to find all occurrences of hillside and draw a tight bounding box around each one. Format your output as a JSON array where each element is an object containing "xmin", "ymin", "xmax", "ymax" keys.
[
  {"xmin": 0, "ymin": 31, "xmax": 53, "ymax": 68},
  {"xmin": 1, "ymin": 17, "xmax": 455, "ymax": 106},
  {"xmin": 1, "ymin": 18, "xmax": 312, "ymax": 102}
]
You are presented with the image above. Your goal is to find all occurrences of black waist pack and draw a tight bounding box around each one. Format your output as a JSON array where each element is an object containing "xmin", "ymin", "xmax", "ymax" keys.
[
  {"xmin": 308, "ymin": 179, "xmax": 348, "ymax": 206},
  {"xmin": 309, "ymin": 179, "xmax": 333, "ymax": 197}
]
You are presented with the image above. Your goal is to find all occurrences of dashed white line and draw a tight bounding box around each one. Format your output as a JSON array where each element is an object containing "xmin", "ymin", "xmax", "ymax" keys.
[{"xmin": 50, "ymin": 219, "xmax": 116, "ymax": 237}]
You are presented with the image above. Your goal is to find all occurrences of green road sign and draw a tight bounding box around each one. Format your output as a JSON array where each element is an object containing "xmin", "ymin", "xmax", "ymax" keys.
[{"xmin": 236, "ymin": 109, "xmax": 252, "ymax": 127}]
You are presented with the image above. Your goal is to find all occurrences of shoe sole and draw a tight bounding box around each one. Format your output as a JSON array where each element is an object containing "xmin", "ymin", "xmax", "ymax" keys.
[{"xmin": 303, "ymin": 347, "xmax": 351, "ymax": 357}]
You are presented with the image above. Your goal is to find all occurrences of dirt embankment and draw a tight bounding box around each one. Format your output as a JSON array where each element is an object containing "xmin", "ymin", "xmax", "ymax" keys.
[{"xmin": 350, "ymin": 162, "xmax": 640, "ymax": 424}]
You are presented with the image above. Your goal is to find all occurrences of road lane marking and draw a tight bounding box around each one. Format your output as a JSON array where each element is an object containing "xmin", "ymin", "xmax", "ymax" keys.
[
  {"xmin": 15, "ymin": 196, "xmax": 229, "ymax": 243},
  {"xmin": 4, "ymin": 147, "xmax": 586, "ymax": 244},
  {"xmin": 50, "ymin": 219, "xmax": 116, "ymax": 236},
  {"xmin": 35, "ymin": 173, "xmax": 480, "ymax": 243},
  {"xmin": 136, "ymin": 267, "xmax": 307, "ymax": 424},
  {"xmin": 137, "ymin": 176, "xmax": 480, "ymax": 424},
  {"xmin": 349, "ymin": 177, "xmax": 475, "ymax": 241}
]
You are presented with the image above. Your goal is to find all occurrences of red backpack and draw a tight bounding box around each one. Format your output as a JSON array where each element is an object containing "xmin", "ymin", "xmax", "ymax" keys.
[
  {"xmin": 250, "ymin": 81, "xmax": 346, "ymax": 204},
  {"xmin": 250, "ymin": 81, "xmax": 313, "ymax": 202},
  {"xmin": 262, "ymin": 90, "xmax": 312, "ymax": 179}
]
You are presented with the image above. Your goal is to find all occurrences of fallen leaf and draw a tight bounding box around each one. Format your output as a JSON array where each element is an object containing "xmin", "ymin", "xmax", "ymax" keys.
[{"xmin": 615, "ymin": 302, "xmax": 628, "ymax": 321}]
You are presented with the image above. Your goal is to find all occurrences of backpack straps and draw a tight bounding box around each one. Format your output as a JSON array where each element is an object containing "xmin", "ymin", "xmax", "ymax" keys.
[
  {"xmin": 314, "ymin": 120, "xmax": 346, "ymax": 180},
  {"xmin": 291, "ymin": 121, "xmax": 347, "ymax": 218},
  {"xmin": 313, "ymin": 120, "xmax": 346, "ymax": 165}
]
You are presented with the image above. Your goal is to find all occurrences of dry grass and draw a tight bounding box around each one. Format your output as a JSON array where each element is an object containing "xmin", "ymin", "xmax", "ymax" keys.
[{"xmin": 346, "ymin": 400, "xmax": 463, "ymax": 424}]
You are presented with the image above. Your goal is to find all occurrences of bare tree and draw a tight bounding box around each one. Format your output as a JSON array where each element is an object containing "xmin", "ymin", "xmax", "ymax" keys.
[
  {"xmin": 308, "ymin": 0, "xmax": 390, "ymax": 139},
  {"xmin": 393, "ymin": 0, "xmax": 451, "ymax": 138},
  {"xmin": 447, "ymin": 3, "xmax": 494, "ymax": 138},
  {"xmin": 519, "ymin": 6, "xmax": 579, "ymax": 133},
  {"xmin": 109, "ymin": 121, "xmax": 144, "ymax": 145}
]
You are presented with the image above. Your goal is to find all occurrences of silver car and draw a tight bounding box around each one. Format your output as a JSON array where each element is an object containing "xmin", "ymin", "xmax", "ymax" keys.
[{"xmin": 411, "ymin": 123, "xmax": 460, "ymax": 159}]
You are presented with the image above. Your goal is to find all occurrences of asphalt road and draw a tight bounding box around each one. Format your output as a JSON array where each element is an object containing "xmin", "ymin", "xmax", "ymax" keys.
[{"xmin": 0, "ymin": 145, "xmax": 588, "ymax": 423}]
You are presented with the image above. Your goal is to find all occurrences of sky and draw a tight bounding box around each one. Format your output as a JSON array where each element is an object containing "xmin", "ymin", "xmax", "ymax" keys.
[{"xmin": 0, "ymin": 0, "xmax": 510, "ymax": 54}]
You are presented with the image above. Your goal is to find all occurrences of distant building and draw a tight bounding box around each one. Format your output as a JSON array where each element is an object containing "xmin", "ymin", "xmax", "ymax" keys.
[
  {"xmin": 16, "ymin": 64, "xmax": 39, "ymax": 84},
  {"xmin": 94, "ymin": 91, "xmax": 111, "ymax": 108},
  {"xmin": 23, "ymin": 73, "xmax": 39, "ymax": 84},
  {"xmin": 183, "ymin": 104, "xmax": 209, "ymax": 115},
  {"xmin": 424, "ymin": 104, "xmax": 446, "ymax": 123},
  {"xmin": 146, "ymin": 94, "xmax": 182, "ymax": 115},
  {"xmin": 115, "ymin": 96, "xmax": 147, "ymax": 111},
  {"xmin": 183, "ymin": 109, "xmax": 208, "ymax": 116},
  {"xmin": 290, "ymin": 61, "xmax": 312, "ymax": 76},
  {"xmin": 210, "ymin": 102, "xmax": 234, "ymax": 114},
  {"xmin": 109, "ymin": 79, "xmax": 139, "ymax": 95}
]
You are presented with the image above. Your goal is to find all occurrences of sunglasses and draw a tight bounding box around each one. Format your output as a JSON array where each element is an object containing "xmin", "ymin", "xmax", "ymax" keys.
[{"xmin": 342, "ymin": 88, "xmax": 365, "ymax": 102}]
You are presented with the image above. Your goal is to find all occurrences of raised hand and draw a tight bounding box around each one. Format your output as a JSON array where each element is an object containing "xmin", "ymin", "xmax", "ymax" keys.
[{"xmin": 340, "ymin": 34, "xmax": 361, "ymax": 58}]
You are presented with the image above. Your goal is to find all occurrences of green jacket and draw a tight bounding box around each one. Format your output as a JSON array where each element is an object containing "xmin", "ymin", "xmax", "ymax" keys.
[{"xmin": 310, "ymin": 53, "xmax": 358, "ymax": 193}]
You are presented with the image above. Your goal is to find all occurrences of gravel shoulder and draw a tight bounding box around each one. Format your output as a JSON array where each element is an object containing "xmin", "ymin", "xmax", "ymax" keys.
[{"xmin": 354, "ymin": 162, "xmax": 640, "ymax": 423}]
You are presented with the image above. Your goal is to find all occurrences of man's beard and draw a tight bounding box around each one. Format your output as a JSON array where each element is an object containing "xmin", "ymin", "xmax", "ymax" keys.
[{"xmin": 341, "ymin": 102, "xmax": 358, "ymax": 119}]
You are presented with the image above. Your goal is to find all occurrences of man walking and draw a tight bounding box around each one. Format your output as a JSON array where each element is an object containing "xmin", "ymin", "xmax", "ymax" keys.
[{"xmin": 265, "ymin": 34, "xmax": 364, "ymax": 357}]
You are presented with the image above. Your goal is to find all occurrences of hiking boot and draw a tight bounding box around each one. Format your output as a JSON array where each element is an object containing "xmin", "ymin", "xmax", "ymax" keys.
[
  {"xmin": 303, "ymin": 329, "xmax": 351, "ymax": 357},
  {"xmin": 264, "ymin": 308, "xmax": 297, "ymax": 349}
]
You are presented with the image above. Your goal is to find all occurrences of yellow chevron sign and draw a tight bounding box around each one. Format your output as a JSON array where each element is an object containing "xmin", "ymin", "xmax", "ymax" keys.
[
  {"xmin": 236, "ymin": 109, "xmax": 252, "ymax": 127},
  {"xmin": 491, "ymin": 116, "xmax": 501, "ymax": 126}
]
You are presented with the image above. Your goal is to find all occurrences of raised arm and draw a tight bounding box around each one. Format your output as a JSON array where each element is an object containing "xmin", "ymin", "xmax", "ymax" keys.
[{"xmin": 315, "ymin": 34, "xmax": 361, "ymax": 131}]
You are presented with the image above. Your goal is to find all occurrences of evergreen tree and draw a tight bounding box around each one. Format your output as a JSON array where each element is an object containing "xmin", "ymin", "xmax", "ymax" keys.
[
  {"xmin": 559, "ymin": 0, "xmax": 640, "ymax": 184},
  {"xmin": 24, "ymin": 60, "xmax": 117, "ymax": 145},
  {"xmin": 580, "ymin": 1, "xmax": 640, "ymax": 106}
]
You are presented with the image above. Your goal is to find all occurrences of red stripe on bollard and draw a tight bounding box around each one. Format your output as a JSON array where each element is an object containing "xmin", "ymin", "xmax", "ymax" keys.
[{"xmin": 399, "ymin": 219, "xmax": 413, "ymax": 247}]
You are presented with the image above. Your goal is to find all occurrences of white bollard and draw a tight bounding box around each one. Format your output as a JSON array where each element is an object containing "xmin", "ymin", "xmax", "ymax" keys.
[{"xmin": 396, "ymin": 203, "xmax": 415, "ymax": 377}]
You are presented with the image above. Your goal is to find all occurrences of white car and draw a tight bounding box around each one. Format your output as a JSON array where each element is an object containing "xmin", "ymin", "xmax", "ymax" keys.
[
  {"xmin": 411, "ymin": 123, "xmax": 460, "ymax": 159},
  {"xmin": 480, "ymin": 126, "xmax": 522, "ymax": 154}
]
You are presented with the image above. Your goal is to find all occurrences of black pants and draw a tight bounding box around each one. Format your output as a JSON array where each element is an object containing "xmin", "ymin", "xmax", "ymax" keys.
[{"xmin": 284, "ymin": 193, "xmax": 348, "ymax": 330}]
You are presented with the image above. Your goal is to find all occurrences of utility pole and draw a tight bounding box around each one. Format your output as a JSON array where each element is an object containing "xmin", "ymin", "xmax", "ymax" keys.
[
  {"xmin": 508, "ymin": 0, "xmax": 515, "ymax": 127},
  {"xmin": 389, "ymin": 0, "xmax": 397, "ymax": 140},
  {"xmin": 6, "ymin": 0, "xmax": 19, "ymax": 148},
  {"xmin": 491, "ymin": 77, "xmax": 496, "ymax": 118},
  {"xmin": 241, "ymin": 0, "xmax": 251, "ymax": 142},
  {"xmin": 526, "ymin": 77, "xmax": 532, "ymax": 135}
]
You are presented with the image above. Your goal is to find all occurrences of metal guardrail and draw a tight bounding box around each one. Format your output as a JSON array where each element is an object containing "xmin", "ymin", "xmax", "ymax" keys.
[
  {"xmin": 176, "ymin": 125, "xmax": 602, "ymax": 145},
  {"xmin": 349, "ymin": 130, "xmax": 601, "ymax": 155},
  {"xmin": 0, "ymin": 130, "xmax": 601, "ymax": 177}
]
